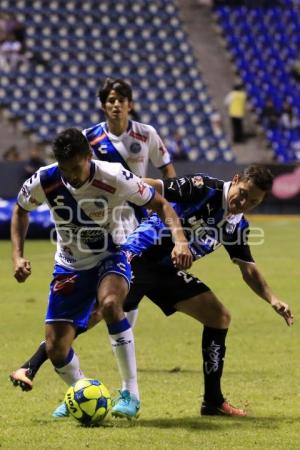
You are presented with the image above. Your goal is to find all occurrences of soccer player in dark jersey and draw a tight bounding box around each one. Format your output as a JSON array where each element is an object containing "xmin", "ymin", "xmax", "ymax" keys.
[{"xmin": 119, "ymin": 165, "xmax": 293, "ymax": 416}]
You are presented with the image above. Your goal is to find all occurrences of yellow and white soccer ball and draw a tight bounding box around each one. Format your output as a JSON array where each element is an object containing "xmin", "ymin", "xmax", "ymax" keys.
[{"xmin": 65, "ymin": 378, "xmax": 111, "ymax": 426}]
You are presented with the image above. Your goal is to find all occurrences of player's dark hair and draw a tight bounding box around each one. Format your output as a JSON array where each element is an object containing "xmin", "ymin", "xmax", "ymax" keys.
[
  {"xmin": 242, "ymin": 165, "xmax": 274, "ymax": 192},
  {"xmin": 52, "ymin": 128, "xmax": 91, "ymax": 162},
  {"xmin": 98, "ymin": 78, "xmax": 133, "ymax": 104}
]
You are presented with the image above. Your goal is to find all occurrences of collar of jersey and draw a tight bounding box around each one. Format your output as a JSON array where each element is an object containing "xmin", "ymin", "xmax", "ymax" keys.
[
  {"xmin": 222, "ymin": 181, "xmax": 231, "ymax": 216},
  {"xmin": 61, "ymin": 160, "xmax": 96, "ymax": 193},
  {"xmin": 104, "ymin": 120, "xmax": 132, "ymax": 140}
]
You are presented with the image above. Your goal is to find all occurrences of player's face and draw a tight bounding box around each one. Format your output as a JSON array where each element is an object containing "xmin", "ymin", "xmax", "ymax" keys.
[
  {"xmin": 58, "ymin": 154, "xmax": 92, "ymax": 188},
  {"xmin": 103, "ymin": 90, "xmax": 132, "ymax": 122},
  {"xmin": 227, "ymin": 176, "xmax": 266, "ymax": 214}
]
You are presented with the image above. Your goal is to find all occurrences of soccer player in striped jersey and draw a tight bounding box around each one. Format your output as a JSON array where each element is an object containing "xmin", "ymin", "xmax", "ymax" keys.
[
  {"xmin": 10, "ymin": 128, "xmax": 191, "ymax": 419},
  {"xmin": 10, "ymin": 78, "xmax": 176, "ymax": 407},
  {"xmin": 83, "ymin": 78, "xmax": 176, "ymax": 327}
]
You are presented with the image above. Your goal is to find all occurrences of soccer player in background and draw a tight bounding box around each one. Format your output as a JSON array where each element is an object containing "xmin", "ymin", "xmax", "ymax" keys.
[
  {"xmin": 10, "ymin": 77, "xmax": 176, "ymax": 408},
  {"xmin": 11, "ymin": 128, "xmax": 191, "ymax": 419}
]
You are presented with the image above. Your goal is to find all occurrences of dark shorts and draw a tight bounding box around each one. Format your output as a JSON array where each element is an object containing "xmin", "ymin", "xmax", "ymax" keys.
[{"xmin": 124, "ymin": 256, "xmax": 210, "ymax": 316}]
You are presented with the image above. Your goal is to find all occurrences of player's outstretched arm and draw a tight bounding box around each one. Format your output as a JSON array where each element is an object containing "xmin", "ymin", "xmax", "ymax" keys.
[
  {"xmin": 237, "ymin": 260, "xmax": 294, "ymax": 326},
  {"xmin": 142, "ymin": 177, "xmax": 162, "ymax": 193},
  {"xmin": 147, "ymin": 191, "xmax": 192, "ymax": 270},
  {"xmin": 11, "ymin": 204, "xmax": 32, "ymax": 283}
]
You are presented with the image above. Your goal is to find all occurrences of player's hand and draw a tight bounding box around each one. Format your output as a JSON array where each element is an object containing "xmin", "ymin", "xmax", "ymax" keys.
[
  {"xmin": 171, "ymin": 241, "xmax": 193, "ymax": 270},
  {"xmin": 13, "ymin": 257, "xmax": 32, "ymax": 282},
  {"xmin": 271, "ymin": 299, "xmax": 294, "ymax": 326}
]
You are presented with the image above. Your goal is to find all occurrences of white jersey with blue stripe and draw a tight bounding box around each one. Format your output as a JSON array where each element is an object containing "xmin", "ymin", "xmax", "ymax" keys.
[
  {"xmin": 82, "ymin": 120, "xmax": 171, "ymax": 177},
  {"xmin": 17, "ymin": 160, "xmax": 155, "ymax": 270}
]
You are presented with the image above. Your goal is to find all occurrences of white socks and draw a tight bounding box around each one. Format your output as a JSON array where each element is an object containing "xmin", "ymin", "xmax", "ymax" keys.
[
  {"xmin": 54, "ymin": 348, "xmax": 84, "ymax": 385},
  {"xmin": 126, "ymin": 308, "xmax": 139, "ymax": 328},
  {"xmin": 107, "ymin": 317, "xmax": 139, "ymax": 400}
]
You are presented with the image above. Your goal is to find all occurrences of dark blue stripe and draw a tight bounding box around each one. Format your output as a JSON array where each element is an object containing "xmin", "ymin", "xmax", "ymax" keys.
[
  {"xmin": 107, "ymin": 317, "xmax": 131, "ymax": 335},
  {"xmin": 55, "ymin": 347, "xmax": 74, "ymax": 368}
]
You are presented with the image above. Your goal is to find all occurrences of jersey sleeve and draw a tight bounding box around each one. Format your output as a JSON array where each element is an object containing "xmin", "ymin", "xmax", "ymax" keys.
[
  {"xmin": 223, "ymin": 219, "xmax": 255, "ymax": 264},
  {"xmin": 17, "ymin": 171, "xmax": 46, "ymax": 211},
  {"xmin": 117, "ymin": 166, "xmax": 155, "ymax": 206},
  {"xmin": 162, "ymin": 174, "xmax": 210, "ymax": 203},
  {"xmin": 148, "ymin": 126, "xmax": 172, "ymax": 168}
]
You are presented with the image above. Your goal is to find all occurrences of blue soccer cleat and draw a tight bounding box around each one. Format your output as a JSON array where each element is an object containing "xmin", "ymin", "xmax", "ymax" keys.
[
  {"xmin": 111, "ymin": 390, "xmax": 140, "ymax": 420},
  {"xmin": 52, "ymin": 402, "xmax": 69, "ymax": 418}
]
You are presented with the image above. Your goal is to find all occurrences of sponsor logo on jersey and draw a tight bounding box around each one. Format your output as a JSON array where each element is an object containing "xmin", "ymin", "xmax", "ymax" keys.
[
  {"xmin": 129, "ymin": 130, "xmax": 147, "ymax": 142},
  {"xmin": 92, "ymin": 179, "xmax": 116, "ymax": 193},
  {"xmin": 206, "ymin": 203, "xmax": 213, "ymax": 215},
  {"xmin": 191, "ymin": 175, "xmax": 204, "ymax": 188},
  {"xmin": 130, "ymin": 142, "xmax": 142, "ymax": 154},
  {"xmin": 44, "ymin": 180, "xmax": 63, "ymax": 195},
  {"xmin": 168, "ymin": 181, "xmax": 176, "ymax": 191},
  {"xmin": 89, "ymin": 132, "xmax": 106, "ymax": 145}
]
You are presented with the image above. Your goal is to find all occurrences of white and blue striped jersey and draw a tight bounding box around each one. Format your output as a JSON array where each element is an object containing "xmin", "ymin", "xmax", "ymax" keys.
[
  {"xmin": 83, "ymin": 120, "xmax": 171, "ymax": 177},
  {"xmin": 17, "ymin": 160, "xmax": 155, "ymax": 270}
]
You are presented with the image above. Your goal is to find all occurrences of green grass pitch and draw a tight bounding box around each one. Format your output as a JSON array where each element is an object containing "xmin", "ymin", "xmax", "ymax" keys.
[{"xmin": 1, "ymin": 216, "xmax": 299, "ymax": 450}]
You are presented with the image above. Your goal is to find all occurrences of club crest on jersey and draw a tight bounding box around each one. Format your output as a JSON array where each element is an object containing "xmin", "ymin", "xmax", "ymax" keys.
[
  {"xmin": 130, "ymin": 142, "xmax": 142, "ymax": 154},
  {"xmin": 225, "ymin": 222, "xmax": 236, "ymax": 234},
  {"xmin": 191, "ymin": 176, "xmax": 204, "ymax": 188}
]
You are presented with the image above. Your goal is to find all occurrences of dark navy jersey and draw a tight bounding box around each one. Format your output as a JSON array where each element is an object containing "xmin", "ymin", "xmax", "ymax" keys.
[{"xmin": 123, "ymin": 173, "xmax": 254, "ymax": 265}]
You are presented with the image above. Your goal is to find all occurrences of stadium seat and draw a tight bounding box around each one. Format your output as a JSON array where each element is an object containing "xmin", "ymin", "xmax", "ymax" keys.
[{"xmin": 0, "ymin": 0, "xmax": 232, "ymax": 161}]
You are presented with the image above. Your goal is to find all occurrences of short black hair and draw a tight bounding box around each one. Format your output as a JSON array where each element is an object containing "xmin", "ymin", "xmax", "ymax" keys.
[
  {"xmin": 98, "ymin": 78, "xmax": 132, "ymax": 105},
  {"xmin": 52, "ymin": 128, "xmax": 91, "ymax": 162},
  {"xmin": 241, "ymin": 165, "xmax": 274, "ymax": 192}
]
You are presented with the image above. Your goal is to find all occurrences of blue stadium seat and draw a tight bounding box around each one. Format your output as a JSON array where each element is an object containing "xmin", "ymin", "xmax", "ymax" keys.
[{"xmin": 0, "ymin": 0, "xmax": 232, "ymax": 161}]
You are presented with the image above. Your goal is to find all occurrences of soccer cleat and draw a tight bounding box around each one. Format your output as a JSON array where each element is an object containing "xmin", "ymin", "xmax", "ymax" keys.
[
  {"xmin": 9, "ymin": 368, "xmax": 33, "ymax": 392},
  {"xmin": 111, "ymin": 390, "xmax": 140, "ymax": 420},
  {"xmin": 201, "ymin": 400, "xmax": 247, "ymax": 417},
  {"xmin": 52, "ymin": 402, "xmax": 70, "ymax": 418}
]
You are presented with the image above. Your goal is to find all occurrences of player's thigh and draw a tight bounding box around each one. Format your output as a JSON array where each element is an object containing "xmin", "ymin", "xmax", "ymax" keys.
[
  {"xmin": 97, "ymin": 252, "xmax": 131, "ymax": 304},
  {"xmin": 175, "ymin": 291, "xmax": 230, "ymax": 328}
]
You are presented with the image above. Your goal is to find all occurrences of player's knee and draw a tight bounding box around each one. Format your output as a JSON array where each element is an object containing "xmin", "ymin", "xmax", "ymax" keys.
[
  {"xmin": 100, "ymin": 294, "xmax": 122, "ymax": 322},
  {"xmin": 210, "ymin": 303, "xmax": 231, "ymax": 329},
  {"xmin": 220, "ymin": 306, "xmax": 231, "ymax": 328}
]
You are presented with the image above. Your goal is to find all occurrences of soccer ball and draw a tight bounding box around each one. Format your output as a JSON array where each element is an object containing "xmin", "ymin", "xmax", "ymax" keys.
[{"xmin": 65, "ymin": 378, "xmax": 111, "ymax": 426}]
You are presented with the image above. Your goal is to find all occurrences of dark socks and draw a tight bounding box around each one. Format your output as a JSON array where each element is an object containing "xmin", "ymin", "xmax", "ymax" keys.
[
  {"xmin": 20, "ymin": 328, "xmax": 84, "ymax": 380},
  {"xmin": 21, "ymin": 341, "xmax": 48, "ymax": 379},
  {"xmin": 202, "ymin": 326, "xmax": 228, "ymax": 406}
]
